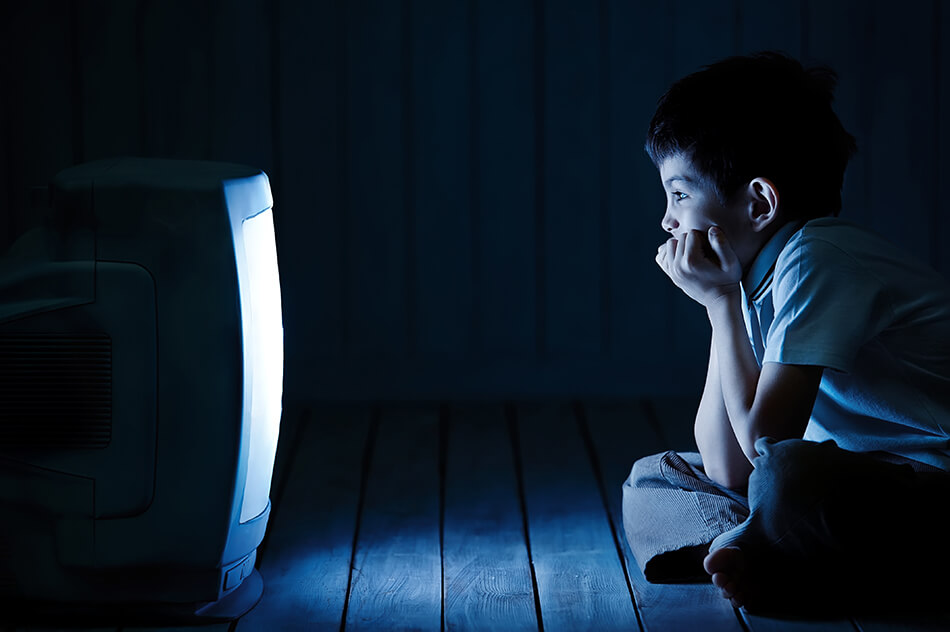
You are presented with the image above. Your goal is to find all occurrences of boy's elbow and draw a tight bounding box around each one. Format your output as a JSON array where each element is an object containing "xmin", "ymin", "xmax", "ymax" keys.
[
  {"xmin": 737, "ymin": 429, "xmax": 762, "ymax": 465},
  {"xmin": 695, "ymin": 428, "xmax": 753, "ymax": 490},
  {"xmin": 704, "ymin": 460, "xmax": 751, "ymax": 491}
]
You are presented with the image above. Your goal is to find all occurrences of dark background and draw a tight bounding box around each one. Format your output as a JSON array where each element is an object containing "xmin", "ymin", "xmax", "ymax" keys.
[{"xmin": 1, "ymin": 0, "xmax": 947, "ymax": 403}]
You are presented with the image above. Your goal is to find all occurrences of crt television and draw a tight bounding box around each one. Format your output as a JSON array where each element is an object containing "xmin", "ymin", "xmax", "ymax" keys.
[{"xmin": 0, "ymin": 158, "xmax": 283, "ymax": 620}]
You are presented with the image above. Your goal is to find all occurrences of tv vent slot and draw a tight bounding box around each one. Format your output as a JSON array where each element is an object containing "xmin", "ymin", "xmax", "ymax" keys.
[{"xmin": 0, "ymin": 333, "xmax": 112, "ymax": 449}]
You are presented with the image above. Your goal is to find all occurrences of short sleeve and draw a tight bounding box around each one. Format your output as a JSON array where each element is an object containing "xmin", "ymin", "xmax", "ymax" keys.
[{"xmin": 763, "ymin": 234, "xmax": 892, "ymax": 373}]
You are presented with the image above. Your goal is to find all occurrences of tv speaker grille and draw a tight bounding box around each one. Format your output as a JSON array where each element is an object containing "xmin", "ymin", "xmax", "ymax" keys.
[{"xmin": 0, "ymin": 333, "xmax": 112, "ymax": 449}]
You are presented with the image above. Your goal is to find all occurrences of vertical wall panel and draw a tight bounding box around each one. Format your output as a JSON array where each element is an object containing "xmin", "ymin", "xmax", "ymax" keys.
[
  {"xmin": 5, "ymin": 0, "xmax": 950, "ymax": 400},
  {"xmin": 607, "ymin": 0, "xmax": 674, "ymax": 382},
  {"xmin": 806, "ymin": 0, "xmax": 872, "ymax": 230},
  {"xmin": 77, "ymin": 0, "xmax": 143, "ymax": 162},
  {"xmin": 1, "ymin": 2, "xmax": 75, "ymax": 244},
  {"xmin": 544, "ymin": 0, "xmax": 603, "ymax": 356},
  {"xmin": 209, "ymin": 0, "xmax": 274, "ymax": 175},
  {"xmin": 939, "ymin": 0, "xmax": 950, "ymax": 276},
  {"xmin": 277, "ymin": 0, "xmax": 346, "ymax": 394},
  {"xmin": 865, "ymin": 0, "xmax": 936, "ymax": 261},
  {"xmin": 140, "ymin": 0, "xmax": 213, "ymax": 159},
  {"xmin": 739, "ymin": 0, "xmax": 802, "ymax": 57},
  {"xmin": 475, "ymin": 0, "xmax": 536, "ymax": 358},
  {"xmin": 672, "ymin": 0, "xmax": 737, "ymax": 75},
  {"xmin": 0, "ymin": 50, "xmax": 10, "ymax": 250},
  {"xmin": 345, "ymin": 0, "xmax": 410, "ymax": 357},
  {"xmin": 411, "ymin": 0, "xmax": 475, "ymax": 356}
]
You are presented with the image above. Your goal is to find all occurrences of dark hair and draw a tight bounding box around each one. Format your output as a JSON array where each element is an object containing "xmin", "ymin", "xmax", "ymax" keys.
[{"xmin": 646, "ymin": 52, "xmax": 857, "ymax": 219}]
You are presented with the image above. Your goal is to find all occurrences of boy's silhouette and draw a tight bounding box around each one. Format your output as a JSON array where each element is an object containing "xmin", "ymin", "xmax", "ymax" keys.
[{"xmin": 623, "ymin": 52, "xmax": 950, "ymax": 613}]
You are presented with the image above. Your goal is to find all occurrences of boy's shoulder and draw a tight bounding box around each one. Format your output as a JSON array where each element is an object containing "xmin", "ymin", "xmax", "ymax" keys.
[
  {"xmin": 787, "ymin": 216, "xmax": 876, "ymax": 249},
  {"xmin": 778, "ymin": 217, "xmax": 913, "ymax": 271},
  {"xmin": 774, "ymin": 216, "xmax": 949, "ymax": 298}
]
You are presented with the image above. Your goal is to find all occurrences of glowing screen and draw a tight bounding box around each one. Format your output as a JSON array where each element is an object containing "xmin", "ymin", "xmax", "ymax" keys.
[{"xmin": 238, "ymin": 207, "xmax": 283, "ymax": 523}]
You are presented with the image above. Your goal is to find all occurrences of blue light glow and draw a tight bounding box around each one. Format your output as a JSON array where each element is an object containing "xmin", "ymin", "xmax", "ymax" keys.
[{"xmin": 239, "ymin": 207, "xmax": 283, "ymax": 523}]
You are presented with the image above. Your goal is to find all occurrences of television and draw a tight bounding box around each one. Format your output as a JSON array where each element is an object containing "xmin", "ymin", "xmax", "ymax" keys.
[{"xmin": 0, "ymin": 157, "xmax": 283, "ymax": 621}]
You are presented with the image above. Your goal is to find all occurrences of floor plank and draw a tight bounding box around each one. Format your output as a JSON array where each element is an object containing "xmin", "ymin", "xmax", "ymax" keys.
[
  {"xmin": 583, "ymin": 401, "xmax": 746, "ymax": 632},
  {"xmin": 120, "ymin": 627, "xmax": 230, "ymax": 632},
  {"xmin": 237, "ymin": 406, "xmax": 372, "ymax": 631},
  {"xmin": 517, "ymin": 403, "xmax": 640, "ymax": 631},
  {"xmin": 442, "ymin": 405, "xmax": 538, "ymax": 631},
  {"xmin": 344, "ymin": 405, "xmax": 442, "ymax": 631}
]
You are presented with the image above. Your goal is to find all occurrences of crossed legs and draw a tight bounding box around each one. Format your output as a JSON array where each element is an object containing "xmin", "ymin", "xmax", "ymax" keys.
[{"xmin": 624, "ymin": 438, "xmax": 950, "ymax": 613}]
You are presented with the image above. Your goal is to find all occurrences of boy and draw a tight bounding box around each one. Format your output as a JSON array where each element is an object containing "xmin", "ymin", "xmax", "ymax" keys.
[{"xmin": 623, "ymin": 52, "xmax": 950, "ymax": 612}]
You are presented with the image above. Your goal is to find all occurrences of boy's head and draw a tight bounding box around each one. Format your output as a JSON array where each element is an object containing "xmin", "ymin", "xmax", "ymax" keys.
[{"xmin": 646, "ymin": 52, "xmax": 857, "ymax": 220}]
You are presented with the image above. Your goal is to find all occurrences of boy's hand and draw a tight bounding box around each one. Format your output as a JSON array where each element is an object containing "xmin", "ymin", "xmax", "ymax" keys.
[{"xmin": 656, "ymin": 226, "xmax": 742, "ymax": 307}]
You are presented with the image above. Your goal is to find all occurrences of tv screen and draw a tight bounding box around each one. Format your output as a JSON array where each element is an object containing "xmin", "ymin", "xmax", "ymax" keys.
[{"xmin": 0, "ymin": 157, "xmax": 283, "ymax": 621}]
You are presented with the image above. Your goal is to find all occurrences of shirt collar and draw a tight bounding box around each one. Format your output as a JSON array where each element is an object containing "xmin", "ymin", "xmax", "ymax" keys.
[{"xmin": 742, "ymin": 221, "xmax": 804, "ymax": 302}]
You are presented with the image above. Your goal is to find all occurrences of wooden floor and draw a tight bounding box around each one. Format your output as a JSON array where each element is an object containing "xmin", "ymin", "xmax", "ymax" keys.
[{"xmin": 8, "ymin": 399, "xmax": 950, "ymax": 631}]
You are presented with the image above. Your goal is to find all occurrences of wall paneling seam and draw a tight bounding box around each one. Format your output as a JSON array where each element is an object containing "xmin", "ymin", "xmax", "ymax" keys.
[{"xmin": 534, "ymin": 0, "xmax": 546, "ymax": 360}]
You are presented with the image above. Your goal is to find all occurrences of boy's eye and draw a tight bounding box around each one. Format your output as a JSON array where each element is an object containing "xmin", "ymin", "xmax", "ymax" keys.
[{"xmin": 673, "ymin": 191, "xmax": 688, "ymax": 201}]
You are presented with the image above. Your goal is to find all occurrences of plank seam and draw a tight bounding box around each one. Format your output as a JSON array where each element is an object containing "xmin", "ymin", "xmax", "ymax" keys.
[
  {"xmin": 734, "ymin": 607, "xmax": 752, "ymax": 632},
  {"xmin": 573, "ymin": 402, "xmax": 645, "ymax": 632},
  {"xmin": 439, "ymin": 404, "xmax": 449, "ymax": 632},
  {"xmin": 506, "ymin": 403, "xmax": 545, "ymax": 632},
  {"xmin": 339, "ymin": 403, "xmax": 381, "ymax": 632}
]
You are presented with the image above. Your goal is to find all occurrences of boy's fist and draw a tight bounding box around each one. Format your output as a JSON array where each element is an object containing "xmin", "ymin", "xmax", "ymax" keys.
[{"xmin": 656, "ymin": 226, "xmax": 742, "ymax": 307}]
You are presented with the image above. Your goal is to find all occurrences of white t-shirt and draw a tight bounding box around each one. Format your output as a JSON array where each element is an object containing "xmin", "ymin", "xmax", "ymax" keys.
[{"xmin": 742, "ymin": 218, "xmax": 950, "ymax": 470}]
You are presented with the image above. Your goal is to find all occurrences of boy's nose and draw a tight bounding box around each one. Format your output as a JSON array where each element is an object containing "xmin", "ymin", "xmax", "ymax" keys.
[{"xmin": 661, "ymin": 211, "xmax": 679, "ymax": 234}]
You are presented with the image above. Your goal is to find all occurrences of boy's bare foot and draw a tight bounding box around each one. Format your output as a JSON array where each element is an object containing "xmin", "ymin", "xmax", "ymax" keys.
[{"xmin": 703, "ymin": 546, "xmax": 751, "ymax": 607}]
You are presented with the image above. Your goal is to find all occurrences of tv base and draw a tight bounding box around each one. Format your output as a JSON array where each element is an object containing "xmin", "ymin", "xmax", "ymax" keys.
[
  {"xmin": 195, "ymin": 567, "xmax": 265, "ymax": 620},
  {"xmin": 0, "ymin": 569, "xmax": 264, "ymax": 627}
]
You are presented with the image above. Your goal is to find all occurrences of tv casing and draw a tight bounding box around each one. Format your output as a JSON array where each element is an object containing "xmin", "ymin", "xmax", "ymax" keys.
[{"xmin": 0, "ymin": 158, "xmax": 282, "ymax": 618}]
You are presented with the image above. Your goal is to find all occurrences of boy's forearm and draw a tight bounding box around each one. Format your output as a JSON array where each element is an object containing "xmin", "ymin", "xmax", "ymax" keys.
[
  {"xmin": 694, "ymin": 336, "xmax": 754, "ymax": 488},
  {"xmin": 705, "ymin": 291, "xmax": 762, "ymax": 463}
]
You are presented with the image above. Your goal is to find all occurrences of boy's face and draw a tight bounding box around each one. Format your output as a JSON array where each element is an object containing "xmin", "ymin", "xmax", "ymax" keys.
[{"xmin": 657, "ymin": 153, "xmax": 760, "ymax": 270}]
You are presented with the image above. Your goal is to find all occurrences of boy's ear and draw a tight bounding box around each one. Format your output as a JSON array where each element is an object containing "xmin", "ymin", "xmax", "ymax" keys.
[{"xmin": 746, "ymin": 177, "xmax": 780, "ymax": 232}]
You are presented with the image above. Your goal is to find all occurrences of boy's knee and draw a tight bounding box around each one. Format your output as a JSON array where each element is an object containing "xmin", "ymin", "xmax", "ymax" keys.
[
  {"xmin": 626, "ymin": 451, "xmax": 671, "ymax": 488},
  {"xmin": 749, "ymin": 438, "xmax": 867, "ymax": 509},
  {"xmin": 751, "ymin": 437, "xmax": 820, "ymax": 481},
  {"xmin": 625, "ymin": 450, "xmax": 701, "ymax": 491},
  {"xmin": 622, "ymin": 452, "xmax": 676, "ymax": 517}
]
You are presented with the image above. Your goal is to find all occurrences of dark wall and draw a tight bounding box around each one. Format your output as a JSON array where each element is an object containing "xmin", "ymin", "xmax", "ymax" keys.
[{"xmin": 2, "ymin": 1, "xmax": 947, "ymax": 401}]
